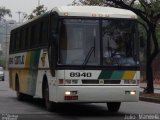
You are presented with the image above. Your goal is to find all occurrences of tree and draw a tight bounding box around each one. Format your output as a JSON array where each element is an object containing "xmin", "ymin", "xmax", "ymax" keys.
[
  {"xmin": 0, "ymin": 6, "xmax": 12, "ymax": 20},
  {"xmin": 72, "ymin": 0, "xmax": 160, "ymax": 93},
  {"xmin": 72, "ymin": 0, "xmax": 105, "ymax": 5},
  {"xmin": 107, "ymin": 0, "xmax": 160, "ymax": 94},
  {"xmin": 28, "ymin": 5, "xmax": 47, "ymax": 20},
  {"xmin": 0, "ymin": 7, "xmax": 11, "ymax": 66}
]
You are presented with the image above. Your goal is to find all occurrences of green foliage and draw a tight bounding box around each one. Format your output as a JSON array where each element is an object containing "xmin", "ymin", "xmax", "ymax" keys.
[
  {"xmin": 0, "ymin": 59, "xmax": 5, "ymax": 67},
  {"xmin": 0, "ymin": 6, "xmax": 12, "ymax": 20},
  {"xmin": 137, "ymin": 0, "xmax": 160, "ymax": 24},
  {"xmin": 72, "ymin": 0, "xmax": 160, "ymax": 93},
  {"xmin": 72, "ymin": 0, "xmax": 105, "ymax": 5},
  {"xmin": 28, "ymin": 5, "xmax": 47, "ymax": 20},
  {"xmin": 0, "ymin": 6, "xmax": 11, "ymax": 67}
]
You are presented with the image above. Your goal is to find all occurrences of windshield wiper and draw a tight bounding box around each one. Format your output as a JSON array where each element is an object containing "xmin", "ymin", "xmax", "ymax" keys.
[{"xmin": 83, "ymin": 38, "xmax": 95, "ymax": 65}]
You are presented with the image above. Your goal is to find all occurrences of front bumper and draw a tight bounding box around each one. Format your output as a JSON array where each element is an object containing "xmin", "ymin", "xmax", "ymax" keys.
[{"xmin": 55, "ymin": 85, "xmax": 139, "ymax": 103}]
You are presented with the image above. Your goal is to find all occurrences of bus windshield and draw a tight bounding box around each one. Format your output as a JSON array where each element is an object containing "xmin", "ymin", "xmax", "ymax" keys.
[
  {"xmin": 58, "ymin": 18, "xmax": 139, "ymax": 66},
  {"xmin": 59, "ymin": 19, "xmax": 100, "ymax": 65},
  {"xmin": 102, "ymin": 20, "xmax": 139, "ymax": 66}
]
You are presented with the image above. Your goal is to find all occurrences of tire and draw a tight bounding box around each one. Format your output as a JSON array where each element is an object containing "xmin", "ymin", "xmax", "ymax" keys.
[
  {"xmin": 107, "ymin": 102, "xmax": 121, "ymax": 112},
  {"xmin": 43, "ymin": 81, "xmax": 55, "ymax": 112},
  {"xmin": 16, "ymin": 77, "xmax": 26, "ymax": 101},
  {"xmin": 17, "ymin": 91, "xmax": 26, "ymax": 101}
]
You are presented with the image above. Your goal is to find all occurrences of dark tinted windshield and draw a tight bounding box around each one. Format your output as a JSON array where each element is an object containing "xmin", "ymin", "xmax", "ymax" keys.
[
  {"xmin": 59, "ymin": 19, "xmax": 100, "ymax": 65},
  {"xmin": 102, "ymin": 20, "xmax": 139, "ymax": 66},
  {"xmin": 58, "ymin": 18, "xmax": 139, "ymax": 67}
]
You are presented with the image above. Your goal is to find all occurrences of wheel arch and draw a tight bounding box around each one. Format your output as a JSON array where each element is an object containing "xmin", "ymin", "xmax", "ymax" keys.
[
  {"xmin": 15, "ymin": 73, "xmax": 19, "ymax": 91},
  {"xmin": 42, "ymin": 74, "xmax": 48, "ymax": 98}
]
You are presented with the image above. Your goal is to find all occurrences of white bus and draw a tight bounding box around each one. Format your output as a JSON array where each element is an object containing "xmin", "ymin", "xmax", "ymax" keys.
[{"xmin": 9, "ymin": 6, "xmax": 140, "ymax": 112}]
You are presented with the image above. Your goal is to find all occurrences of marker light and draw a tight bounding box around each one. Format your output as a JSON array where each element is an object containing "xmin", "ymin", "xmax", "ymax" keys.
[
  {"xmin": 64, "ymin": 12, "xmax": 69, "ymax": 16},
  {"xmin": 92, "ymin": 13, "xmax": 96, "ymax": 17},
  {"xmin": 59, "ymin": 79, "xmax": 64, "ymax": 84}
]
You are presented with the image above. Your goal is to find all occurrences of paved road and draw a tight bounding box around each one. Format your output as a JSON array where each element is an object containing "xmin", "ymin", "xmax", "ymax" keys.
[
  {"xmin": 1, "ymin": 71, "xmax": 160, "ymax": 120},
  {"xmin": 1, "ymin": 81, "xmax": 160, "ymax": 120}
]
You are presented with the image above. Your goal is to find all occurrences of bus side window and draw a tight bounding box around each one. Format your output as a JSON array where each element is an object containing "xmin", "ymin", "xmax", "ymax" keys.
[
  {"xmin": 19, "ymin": 30, "xmax": 23, "ymax": 50},
  {"xmin": 51, "ymin": 14, "xmax": 58, "ymax": 36},
  {"xmin": 25, "ymin": 28, "xmax": 29, "ymax": 49},
  {"xmin": 48, "ymin": 13, "xmax": 59, "ymax": 76},
  {"xmin": 31, "ymin": 25, "xmax": 36, "ymax": 47},
  {"xmin": 39, "ymin": 22, "xmax": 43, "ymax": 44},
  {"xmin": 35, "ymin": 24, "xmax": 39, "ymax": 47},
  {"xmin": 18, "ymin": 32, "xmax": 20, "ymax": 50},
  {"xmin": 28, "ymin": 27, "xmax": 31, "ymax": 49},
  {"xmin": 10, "ymin": 33, "xmax": 14, "ymax": 53},
  {"xmin": 15, "ymin": 32, "xmax": 19, "ymax": 51},
  {"xmin": 21, "ymin": 29, "xmax": 25, "ymax": 50},
  {"xmin": 13, "ymin": 32, "xmax": 16, "ymax": 51},
  {"xmin": 42, "ymin": 17, "xmax": 49, "ymax": 44}
]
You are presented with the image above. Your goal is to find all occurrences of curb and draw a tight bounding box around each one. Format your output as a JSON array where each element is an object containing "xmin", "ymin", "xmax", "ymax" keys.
[{"xmin": 139, "ymin": 96, "xmax": 160, "ymax": 104}]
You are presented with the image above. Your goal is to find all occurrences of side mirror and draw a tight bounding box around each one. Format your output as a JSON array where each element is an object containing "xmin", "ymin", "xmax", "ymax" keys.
[{"xmin": 48, "ymin": 44, "xmax": 56, "ymax": 76}]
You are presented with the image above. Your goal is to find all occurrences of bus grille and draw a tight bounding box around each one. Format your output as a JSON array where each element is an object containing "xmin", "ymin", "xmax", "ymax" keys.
[{"xmin": 82, "ymin": 79, "xmax": 121, "ymax": 84}]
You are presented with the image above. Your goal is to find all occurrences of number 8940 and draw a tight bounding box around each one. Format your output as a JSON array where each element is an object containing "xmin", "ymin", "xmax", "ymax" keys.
[{"xmin": 70, "ymin": 72, "xmax": 92, "ymax": 77}]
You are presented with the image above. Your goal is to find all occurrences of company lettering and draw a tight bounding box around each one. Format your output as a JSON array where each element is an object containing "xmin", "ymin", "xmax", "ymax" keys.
[{"xmin": 14, "ymin": 55, "xmax": 24, "ymax": 64}]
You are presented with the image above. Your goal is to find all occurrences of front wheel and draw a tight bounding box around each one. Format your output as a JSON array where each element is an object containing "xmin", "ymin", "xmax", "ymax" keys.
[
  {"xmin": 43, "ymin": 81, "xmax": 56, "ymax": 112},
  {"xmin": 107, "ymin": 102, "xmax": 121, "ymax": 112},
  {"xmin": 17, "ymin": 91, "xmax": 26, "ymax": 101},
  {"xmin": 16, "ymin": 78, "xmax": 26, "ymax": 101}
]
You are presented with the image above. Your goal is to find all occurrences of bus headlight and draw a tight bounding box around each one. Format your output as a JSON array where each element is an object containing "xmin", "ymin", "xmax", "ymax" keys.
[
  {"xmin": 125, "ymin": 91, "xmax": 136, "ymax": 95},
  {"xmin": 130, "ymin": 91, "xmax": 136, "ymax": 95},
  {"xmin": 65, "ymin": 91, "xmax": 71, "ymax": 95},
  {"xmin": 65, "ymin": 91, "xmax": 77, "ymax": 96},
  {"xmin": 64, "ymin": 91, "xmax": 78, "ymax": 100}
]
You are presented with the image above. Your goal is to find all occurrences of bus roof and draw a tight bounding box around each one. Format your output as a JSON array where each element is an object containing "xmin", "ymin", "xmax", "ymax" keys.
[
  {"xmin": 52, "ymin": 6, "xmax": 137, "ymax": 19},
  {"xmin": 12, "ymin": 6, "xmax": 137, "ymax": 32}
]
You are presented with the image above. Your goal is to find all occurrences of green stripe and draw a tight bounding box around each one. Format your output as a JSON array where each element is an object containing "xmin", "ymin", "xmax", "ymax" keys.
[
  {"xmin": 30, "ymin": 50, "xmax": 41, "ymax": 68},
  {"xmin": 98, "ymin": 70, "xmax": 113, "ymax": 79},
  {"xmin": 28, "ymin": 50, "xmax": 41, "ymax": 95},
  {"xmin": 98, "ymin": 70, "xmax": 124, "ymax": 80},
  {"xmin": 110, "ymin": 71, "xmax": 124, "ymax": 80}
]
